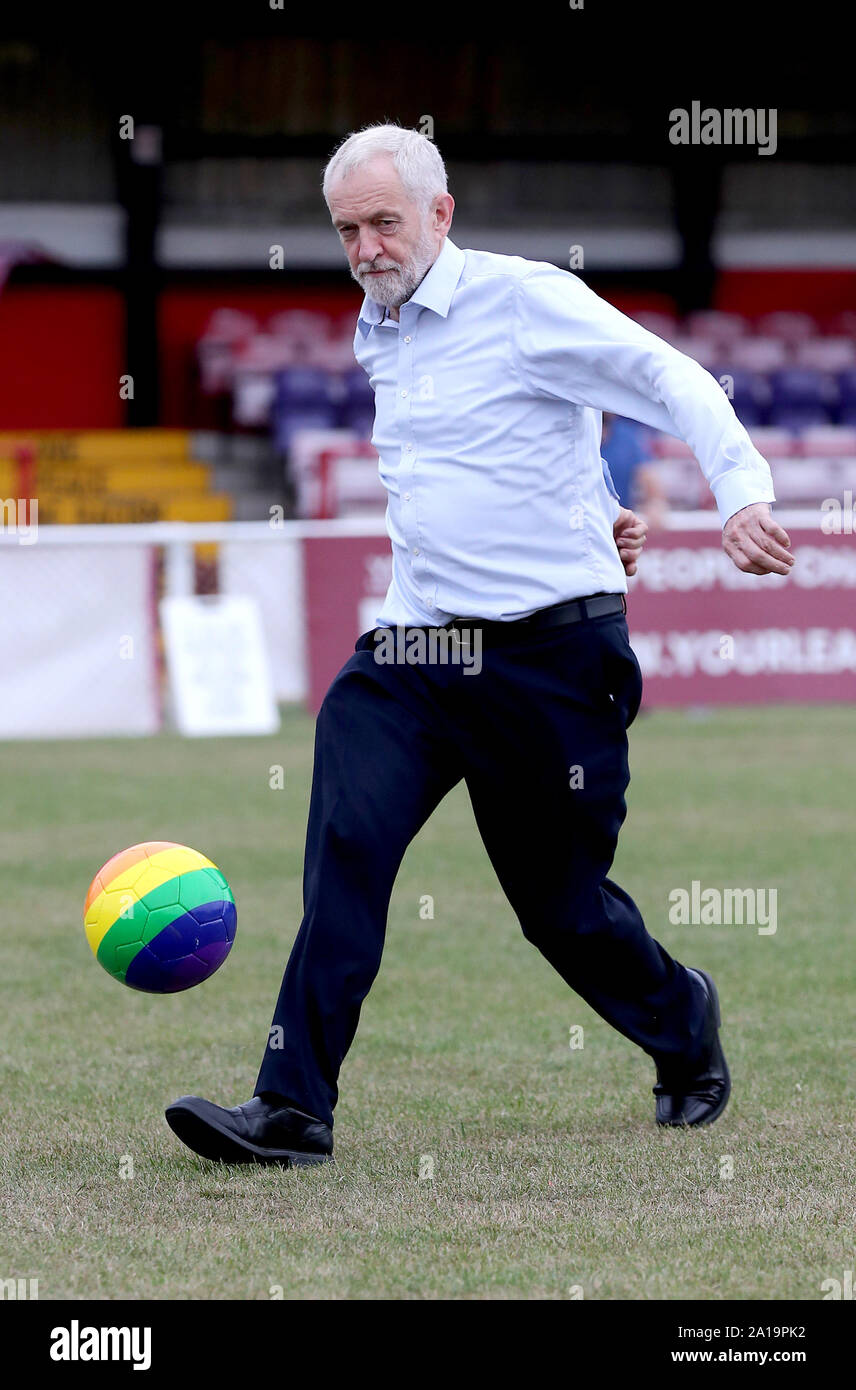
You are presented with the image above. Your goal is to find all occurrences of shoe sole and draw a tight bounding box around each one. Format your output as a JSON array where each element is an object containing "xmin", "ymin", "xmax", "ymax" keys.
[
  {"xmin": 657, "ymin": 967, "xmax": 731, "ymax": 1128},
  {"xmin": 165, "ymin": 1100, "xmax": 333, "ymax": 1168}
]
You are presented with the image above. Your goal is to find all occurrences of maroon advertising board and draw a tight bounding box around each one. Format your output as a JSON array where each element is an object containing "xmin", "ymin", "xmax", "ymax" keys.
[{"xmin": 303, "ymin": 524, "xmax": 856, "ymax": 713}]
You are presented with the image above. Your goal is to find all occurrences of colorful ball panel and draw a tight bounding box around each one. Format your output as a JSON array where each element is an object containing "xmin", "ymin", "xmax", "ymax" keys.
[{"xmin": 83, "ymin": 841, "xmax": 237, "ymax": 993}]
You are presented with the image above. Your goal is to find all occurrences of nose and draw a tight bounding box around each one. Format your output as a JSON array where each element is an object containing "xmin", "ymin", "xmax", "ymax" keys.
[{"xmin": 356, "ymin": 229, "xmax": 383, "ymax": 266}]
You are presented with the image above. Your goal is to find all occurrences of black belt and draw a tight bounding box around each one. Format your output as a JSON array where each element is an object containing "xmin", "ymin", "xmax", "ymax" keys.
[{"xmin": 442, "ymin": 592, "xmax": 626, "ymax": 642}]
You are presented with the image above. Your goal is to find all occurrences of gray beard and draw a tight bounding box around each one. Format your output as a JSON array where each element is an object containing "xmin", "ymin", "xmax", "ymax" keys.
[{"xmin": 353, "ymin": 231, "xmax": 439, "ymax": 309}]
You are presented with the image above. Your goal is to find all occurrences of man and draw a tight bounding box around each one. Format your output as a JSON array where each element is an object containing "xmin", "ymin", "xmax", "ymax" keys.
[{"xmin": 166, "ymin": 124, "xmax": 794, "ymax": 1167}]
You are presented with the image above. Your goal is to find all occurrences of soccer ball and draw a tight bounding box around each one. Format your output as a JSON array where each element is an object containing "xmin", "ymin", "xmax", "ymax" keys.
[{"xmin": 83, "ymin": 841, "xmax": 237, "ymax": 993}]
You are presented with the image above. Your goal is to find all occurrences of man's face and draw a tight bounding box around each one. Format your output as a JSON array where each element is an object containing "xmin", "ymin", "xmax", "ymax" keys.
[{"xmin": 328, "ymin": 156, "xmax": 448, "ymax": 309}]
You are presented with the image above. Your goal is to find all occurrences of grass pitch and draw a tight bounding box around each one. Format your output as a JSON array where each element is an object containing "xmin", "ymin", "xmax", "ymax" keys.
[{"xmin": 0, "ymin": 704, "xmax": 853, "ymax": 1300}]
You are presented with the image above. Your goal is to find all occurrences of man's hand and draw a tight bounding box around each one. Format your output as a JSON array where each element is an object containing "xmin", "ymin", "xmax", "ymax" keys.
[
  {"xmin": 722, "ymin": 502, "xmax": 794, "ymax": 576},
  {"xmin": 613, "ymin": 506, "xmax": 647, "ymax": 577}
]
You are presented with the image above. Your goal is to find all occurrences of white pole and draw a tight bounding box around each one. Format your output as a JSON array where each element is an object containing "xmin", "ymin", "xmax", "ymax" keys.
[{"xmin": 164, "ymin": 540, "xmax": 195, "ymax": 596}]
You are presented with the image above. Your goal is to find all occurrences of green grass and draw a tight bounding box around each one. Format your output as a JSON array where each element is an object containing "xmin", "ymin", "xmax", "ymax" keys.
[{"xmin": 0, "ymin": 705, "xmax": 853, "ymax": 1300}]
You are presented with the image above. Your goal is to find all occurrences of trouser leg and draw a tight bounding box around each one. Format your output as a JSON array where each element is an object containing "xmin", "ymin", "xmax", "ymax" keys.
[
  {"xmin": 255, "ymin": 640, "xmax": 461, "ymax": 1127},
  {"xmin": 462, "ymin": 615, "xmax": 707, "ymax": 1063}
]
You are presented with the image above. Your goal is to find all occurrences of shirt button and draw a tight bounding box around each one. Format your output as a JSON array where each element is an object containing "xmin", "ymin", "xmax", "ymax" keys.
[
  {"xmin": 404, "ymin": 336, "xmax": 412, "ymax": 343},
  {"xmin": 404, "ymin": 492, "xmax": 411, "ymax": 500},
  {"xmin": 400, "ymin": 389, "xmax": 408, "ymax": 398},
  {"xmin": 405, "ymin": 443, "xmax": 413, "ymax": 451},
  {"xmin": 413, "ymin": 548, "xmax": 420, "ymax": 556}
]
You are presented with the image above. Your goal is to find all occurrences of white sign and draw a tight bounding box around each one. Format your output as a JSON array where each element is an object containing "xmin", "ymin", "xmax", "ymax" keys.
[
  {"xmin": 160, "ymin": 595, "xmax": 280, "ymax": 737},
  {"xmin": 0, "ymin": 543, "xmax": 160, "ymax": 739}
]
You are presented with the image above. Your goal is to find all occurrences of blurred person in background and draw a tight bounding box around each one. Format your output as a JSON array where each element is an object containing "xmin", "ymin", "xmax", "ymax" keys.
[{"xmin": 601, "ymin": 412, "xmax": 670, "ymax": 528}]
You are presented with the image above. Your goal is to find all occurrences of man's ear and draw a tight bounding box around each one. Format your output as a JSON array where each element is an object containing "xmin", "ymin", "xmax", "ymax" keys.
[{"xmin": 433, "ymin": 193, "xmax": 455, "ymax": 234}]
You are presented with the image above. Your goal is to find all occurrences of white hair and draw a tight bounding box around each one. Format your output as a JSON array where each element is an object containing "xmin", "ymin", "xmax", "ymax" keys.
[{"xmin": 322, "ymin": 123, "xmax": 448, "ymax": 211}]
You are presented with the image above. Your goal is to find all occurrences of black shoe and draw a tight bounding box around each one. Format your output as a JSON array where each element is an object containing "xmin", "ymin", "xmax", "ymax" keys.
[
  {"xmin": 165, "ymin": 1094, "xmax": 333, "ymax": 1167},
  {"xmin": 653, "ymin": 968, "xmax": 731, "ymax": 1127}
]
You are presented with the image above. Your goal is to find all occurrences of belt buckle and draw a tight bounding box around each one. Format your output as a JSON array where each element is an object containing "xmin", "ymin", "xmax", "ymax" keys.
[{"xmin": 446, "ymin": 617, "xmax": 464, "ymax": 647}]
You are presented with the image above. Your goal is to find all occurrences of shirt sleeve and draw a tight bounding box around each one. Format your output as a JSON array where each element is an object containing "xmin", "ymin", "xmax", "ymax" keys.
[{"xmin": 512, "ymin": 264, "xmax": 776, "ymax": 526}]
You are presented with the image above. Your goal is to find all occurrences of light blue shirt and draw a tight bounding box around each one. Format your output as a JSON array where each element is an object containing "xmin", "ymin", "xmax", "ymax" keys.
[{"xmin": 354, "ymin": 236, "xmax": 775, "ymax": 626}]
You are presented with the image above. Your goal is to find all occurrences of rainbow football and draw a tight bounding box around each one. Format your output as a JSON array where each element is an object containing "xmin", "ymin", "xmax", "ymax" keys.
[{"xmin": 84, "ymin": 841, "xmax": 237, "ymax": 993}]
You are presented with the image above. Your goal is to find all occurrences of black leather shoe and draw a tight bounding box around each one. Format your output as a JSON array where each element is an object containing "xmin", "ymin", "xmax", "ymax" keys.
[
  {"xmin": 165, "ymin": 1094, "xmax": 333, "ymax": 1166},
  {"xmin": 653, "ymin": 968, "xmax": 731, "ymax": 1127}
]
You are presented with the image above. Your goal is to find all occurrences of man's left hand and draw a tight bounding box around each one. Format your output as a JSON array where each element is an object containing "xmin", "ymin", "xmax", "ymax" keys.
[{"xmin": 613, "ymin": 506, "xmax": 647, "ymax": 577}]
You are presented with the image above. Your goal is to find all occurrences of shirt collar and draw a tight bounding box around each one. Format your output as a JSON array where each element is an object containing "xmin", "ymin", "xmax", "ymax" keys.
[{"xmin": 356, "ymin": 237, "xmax": 465, "ymax": 337}]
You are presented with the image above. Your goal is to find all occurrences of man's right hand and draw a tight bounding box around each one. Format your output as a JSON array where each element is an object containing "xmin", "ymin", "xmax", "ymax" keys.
[{"xmin": 722, "ymin": 502, "xmax": 794, "ymax": 576}]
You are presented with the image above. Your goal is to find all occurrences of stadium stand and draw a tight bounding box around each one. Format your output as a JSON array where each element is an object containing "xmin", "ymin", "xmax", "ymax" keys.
[
  {"xmin": 0, "ymin": 429, "xmax": 234, "ymax": 524},
  {"xmin": 185, "ymin": 305, "xmax": 856, "ymax": 518}
]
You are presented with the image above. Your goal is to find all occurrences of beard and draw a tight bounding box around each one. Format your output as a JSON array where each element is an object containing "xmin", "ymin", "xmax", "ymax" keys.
[{"xmin": 352, "ymin": 222, "xmax": 439, "ymax": 309}]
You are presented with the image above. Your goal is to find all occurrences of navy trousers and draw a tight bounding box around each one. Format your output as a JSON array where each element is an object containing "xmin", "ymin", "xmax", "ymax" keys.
[{"xmin": 255, "ymin": 608, "xmax": 708, "ymax": 1128}]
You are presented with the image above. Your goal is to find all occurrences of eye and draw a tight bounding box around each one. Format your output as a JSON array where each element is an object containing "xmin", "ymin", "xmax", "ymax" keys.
[{"xmin": 378, "ymin": 220, "xmax": 398, "ymax": 230}]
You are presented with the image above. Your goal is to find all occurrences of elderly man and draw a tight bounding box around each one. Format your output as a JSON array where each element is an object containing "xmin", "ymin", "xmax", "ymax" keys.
[{"xmin": 166, "ymin": 124, "xmax": 793, "ymax": 1167}]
